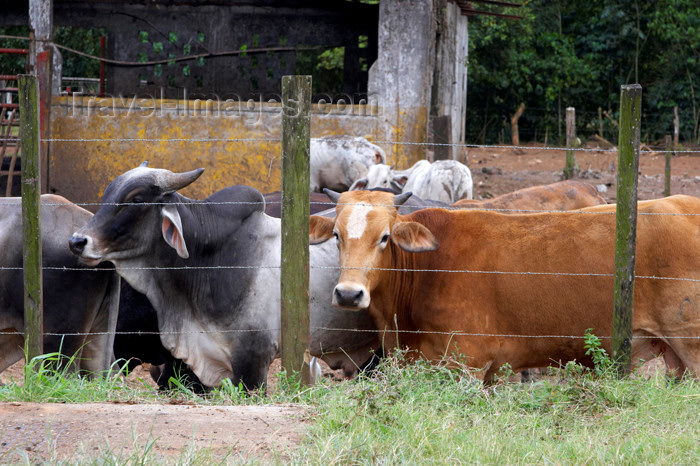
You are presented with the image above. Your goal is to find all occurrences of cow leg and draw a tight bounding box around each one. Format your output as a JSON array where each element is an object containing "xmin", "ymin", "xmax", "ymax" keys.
[
  {"xmin": 0, "ymin": 332, "xmax": 24, "ymax": 373},
  {"xmin": 79, "ymin": 272, "xmax": 121, "ymax": 376},
  {"xmin": 632, "ymin": 335, "xmax": 688, "ymax": 378}
]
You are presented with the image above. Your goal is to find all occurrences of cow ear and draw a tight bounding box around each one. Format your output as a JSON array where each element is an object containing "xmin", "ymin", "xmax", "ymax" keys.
[
  {"xmin": 374, "ymin": 151, "xmax": 383, "ymax": 164},
  {"xmin": 309, "ymin": 216, "xmax": 335, "ymax": 244},
  {"xmin": 391, "ymin": 222, "xmax": 439, "ymax": 252},
  {"xmin": 161, "ymin": 205, "xmax": 189, "ymax": 259},
  {"xmin": 349, "ymin": 178, "xmax": 368, "ymax": 191},
  {"xmin": 392, "ymin": 174, "xmax": 409, "ymax": 188}
]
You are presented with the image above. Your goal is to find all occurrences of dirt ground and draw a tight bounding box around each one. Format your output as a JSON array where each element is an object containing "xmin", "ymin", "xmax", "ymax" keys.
[
  {"xmin": 0, "ymin": 359, "xmax": 318, "ymax": 463},
  {"xmin": 1, "ymin": 144, "xmax": 698, "ymax": 463},
  {"xmin": 462, "ymin": 143, "xmax": 699, "ymax": 202},
  {"xmin": 0, "ymin": 401, "xmax": 307, "ymax": 463}
]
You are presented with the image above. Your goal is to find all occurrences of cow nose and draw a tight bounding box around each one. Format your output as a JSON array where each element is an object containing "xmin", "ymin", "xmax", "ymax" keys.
[
  {"xmin": 69, "ymin": 235, "xmax": 87, "ymax": 255},
  {"xmin": 334, "ymin": 287, "xmax": 364, "ymax": 308}
]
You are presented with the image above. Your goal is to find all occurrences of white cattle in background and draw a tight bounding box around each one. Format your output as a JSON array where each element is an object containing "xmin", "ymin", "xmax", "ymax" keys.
[
  {"xmin": 310, "ymin": 135, "xmax": 386, "ymax": 192},
  {"xmin": 350, "ymin": 159, "xmax": 473, "ymax": 203}
]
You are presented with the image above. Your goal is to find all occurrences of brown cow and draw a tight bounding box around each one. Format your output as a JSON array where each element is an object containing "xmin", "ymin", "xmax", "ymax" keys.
[
  {"xmin": 310, "ymin": 190, "xmax": 700, "ymax": 381},
  {"xmin": 452, "ymin": 180, "xmax": 607, "ymax": 212}
]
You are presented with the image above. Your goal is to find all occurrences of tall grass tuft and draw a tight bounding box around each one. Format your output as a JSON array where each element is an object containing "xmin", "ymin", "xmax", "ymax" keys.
[{"xmin": 288, "ymin": 350, "xmax": 700, "ymax": 464}]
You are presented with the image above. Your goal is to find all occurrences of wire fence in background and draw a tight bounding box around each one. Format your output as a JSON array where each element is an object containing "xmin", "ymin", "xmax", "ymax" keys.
[
  {"xmin": 5, "ymin": 77, "xmax": 699, "ymax": 383},
  {"xmin": 38, "ymin": 137, "xmax": 700, "ymax": 154}
]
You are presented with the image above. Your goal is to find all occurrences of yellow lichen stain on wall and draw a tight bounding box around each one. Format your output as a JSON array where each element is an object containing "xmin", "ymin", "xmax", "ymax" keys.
[{"xmin": 50, "ymin": 97, "xmax": 425, "ymax": 208}]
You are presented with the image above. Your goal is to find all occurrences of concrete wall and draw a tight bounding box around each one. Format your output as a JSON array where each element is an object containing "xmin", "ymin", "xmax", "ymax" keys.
[
  {"xmin": 49, "ymin": 95, "xmax": 381, "ymax": 207},
  {"xmin": 368, "ymin": 0, "xmax": 437, "ymax": 168},
  {"xmin": 431, "ymin": 0, "xmax": 468, "ymax": 161},
  {"xmin": 17, "ymin": 0, "xmax": 471, "ymax": 205}
]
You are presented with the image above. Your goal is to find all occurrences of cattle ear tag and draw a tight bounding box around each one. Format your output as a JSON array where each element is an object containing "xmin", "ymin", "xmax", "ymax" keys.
[
  {"xmin": 161, "ymin": 205, "xmax": 190, "ymax": 259},
  {"xmin": 391, "ymin": 222, "xmax": 439, "ymax": 252}
]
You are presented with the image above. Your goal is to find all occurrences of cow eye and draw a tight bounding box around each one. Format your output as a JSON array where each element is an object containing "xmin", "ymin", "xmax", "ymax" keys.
[
  {"xmin": 380, "ymin": 233, "xmax": 390, "ymax": 244},
  {"xmin": 131, "ymin": 196, "xmax": 144, "ymax": 204},
  {"xmin": 333, "ymin": 231, "xmax": 340, "ymax": 242}
]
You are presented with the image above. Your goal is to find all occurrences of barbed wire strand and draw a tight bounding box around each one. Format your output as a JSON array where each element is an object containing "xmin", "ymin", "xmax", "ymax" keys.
[
  {"xmin": 0, "ymin": 264, "xmax": 696, "ymax": 283},
  {"xmin": 12, "ymin": 199, "xmax": 698, "ymax": 217},
  {"xmin": 0, "ymin": 328, "xmax": 698, "ymax": 340},
  {"xmin": 38, "ymin": 137, "xmax": 700, "ymax": 154}
]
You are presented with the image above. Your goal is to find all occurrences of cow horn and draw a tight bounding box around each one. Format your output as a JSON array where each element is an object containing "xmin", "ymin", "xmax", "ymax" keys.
[
  {"xmin": 323, "ymin": 188, "xmax": 342, "ymax": 204},
  {"xmin": 160, "ymin": 168, "xmax": 205, "ymax": 192},
  {"xmin": 394, "ymin": 192, "xmax": 412, "ymax": 207}
]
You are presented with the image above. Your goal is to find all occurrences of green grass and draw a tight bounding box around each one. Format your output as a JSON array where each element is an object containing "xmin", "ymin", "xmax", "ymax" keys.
[
  {"xmin": 1, "ymin": 349, "xmax": 699, "ymax": 464},
  {"xmin": 290, "ymin": 356, "xmax": 700, "ymax": 464}
]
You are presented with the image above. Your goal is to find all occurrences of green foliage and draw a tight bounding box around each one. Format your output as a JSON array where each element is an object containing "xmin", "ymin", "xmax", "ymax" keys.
[
  {"xmin": 295, "ymin": 46, "xmax": 345, "ymax": 95},
  {"xmin": 467, "ymin": 0, "xmax": 700, "ymax": 144},
  {"xmin": 0, "ymin": 26, "xmax": 29, "ymax": 77},
  {"xmin": 317, "ymin": 47, "xmax": 344, "ymax": 72},
  {"xmin": 54, "ymin": 26, "xmax": 105, "ymax": 78},
  {"xmin": 584, "ymin": 328, "xmax": 613, "ymax": 374},
  {"xmin": 0, "ymin": 25, "xmax": 105, "ymax": 78}
]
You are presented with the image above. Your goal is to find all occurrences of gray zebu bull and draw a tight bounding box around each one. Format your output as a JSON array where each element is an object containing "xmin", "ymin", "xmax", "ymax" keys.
[
  {"xmin": 350, "ymin": 159, "xmax": 473, "ymax": 203},
  {"xmin": 310, "ymin": 135, "xmax": 386, "ymax": 192},
  {"xmin": 0, "ymin": 195, "xmax": 120, "ymax": 374},
  {"xmin": 68, "ymin": 164, "xmax": 378, "ymax": 388}
]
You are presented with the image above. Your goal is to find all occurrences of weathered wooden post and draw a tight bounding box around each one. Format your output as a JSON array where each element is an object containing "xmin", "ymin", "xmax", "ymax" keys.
[
  {"xmin": 18, "ymin": 74, "xmax": 44, "ymax": 362},
  {"xmin": 563, "ymin": 107, "xmax": 578, "ymax": 179},
  {"xmin": 280, "ymin": 75, "xmax": 312, "ymax": 385},
  {"xmin": 673, "ymin": 105, "xmax": 679, "ymax": 149},
  {"xmin": 664, "ymin": 135, "xmax": 672, "ymax": 197},
  {"xmin": 612, "ymin": 84, "xmax": 641, "ymax": 377}
]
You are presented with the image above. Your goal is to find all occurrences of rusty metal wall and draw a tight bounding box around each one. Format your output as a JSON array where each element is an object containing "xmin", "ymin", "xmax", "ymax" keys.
[{"xmin": 49, "ymin": 95, "xmax": 387, "ymax": 208}]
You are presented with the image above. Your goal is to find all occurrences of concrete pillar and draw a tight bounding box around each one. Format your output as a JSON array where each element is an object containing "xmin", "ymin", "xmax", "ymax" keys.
[
  {"xmin": 431, "ymin": 0, "xmax": 468, "ymax": 161},
  {"xmin": 368, "ymin": 0, "xmax": 437, "ymax": 168},
  {"xmin": 29, "ymin": 0, "xmax": 53, "ymax": 193}
]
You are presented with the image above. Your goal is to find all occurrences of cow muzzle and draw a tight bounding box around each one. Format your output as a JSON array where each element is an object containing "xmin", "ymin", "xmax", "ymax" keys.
[
  {"xmin": 333, "ymin": 283, "xmax": 370, "ymax": 310},
  {"xmin": 68, "ymin": 234, "xmax": 102, "ymax": 266},
  {"xmin": 68, "ymin": 234, "xmax": 87, "ymax": 255}
]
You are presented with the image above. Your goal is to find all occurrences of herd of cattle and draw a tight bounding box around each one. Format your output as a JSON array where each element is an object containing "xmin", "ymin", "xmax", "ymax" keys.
[{"xmin": 1, "ymin": 135, "xmax": 698, "ymax": 392}]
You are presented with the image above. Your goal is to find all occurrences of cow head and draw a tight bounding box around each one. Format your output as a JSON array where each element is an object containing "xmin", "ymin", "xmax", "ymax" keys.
[
  {"xmin": 69, "ymin": 162, "xmax": 204, "ymax": 266},
  {"xmin": 309, "ymin": 190, "xmax": 438, "ymax": 311},
  {"xmin": 349, "ymin": 164, "xmax": 405, "ymax": 192}
]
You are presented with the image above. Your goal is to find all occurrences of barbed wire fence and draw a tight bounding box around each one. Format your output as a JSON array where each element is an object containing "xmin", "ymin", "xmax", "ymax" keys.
[{"xmin": 5, "ymin": 76, "xmax": 700, "ymax": 387}]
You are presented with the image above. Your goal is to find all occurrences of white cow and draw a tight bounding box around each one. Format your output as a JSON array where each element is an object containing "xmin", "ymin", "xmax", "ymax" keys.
[
  {"xmin": 350, "ymin": 159, "xmax": 473, "ymax": 203},
  {"xmin": 310, "ymin": 136, "xmax": 386, "ymax": 192}
]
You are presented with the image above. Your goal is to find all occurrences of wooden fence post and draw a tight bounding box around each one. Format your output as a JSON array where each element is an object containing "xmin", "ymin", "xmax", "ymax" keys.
[
  {"xmin": 673, "ymin": 105, "xmax": 679, "ymax": 149},
  {"xmin": 18, "ymin": 74, "xmax": 43, "ymax": 362},
  {"xmin": 664, "ymin": 135, "xmax": 672, "ymax": 197},
  {"xmin": 563, "ymin": 107, "xmax": 578, "ymax": 179},
  {"xmin": 280, "ymin": 75, "xmax": 312, "ymax": 386},
  {"xmin": 612, "ymin": 84, "xmax": 641, "ymax": 377}
]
